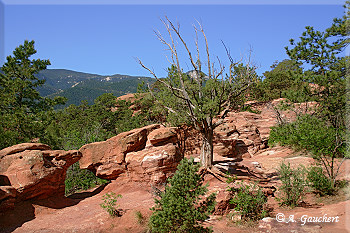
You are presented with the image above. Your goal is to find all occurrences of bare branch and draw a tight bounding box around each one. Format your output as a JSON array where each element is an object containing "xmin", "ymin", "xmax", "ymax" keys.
[
  {"xmin": 214, "ymin": 57, "xmax": 225, "ymax": 80},
  {"xmin": 166, "ymin": 17, "xmax": 198, "ymax": 73},
  {"xmin": 136, "ymin": 58, "xmax": 187, "ymax": 101},
  {"xmin": 194, "ymin": 25, "xmax": 201, "ymax": 73},
  {"xmin": 196, "ymin": 21, "xmax": 212, "ymax": 79},
  {"xmin": 221, "ymin": 40, "xmax": 234, "ymax": 64}
]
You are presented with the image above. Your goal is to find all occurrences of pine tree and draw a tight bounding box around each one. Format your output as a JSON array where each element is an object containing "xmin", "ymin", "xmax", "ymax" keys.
[
  {"xmin": 149, "ymin": 158, "xmax": 216, "ymax": 233},
  {"xmin": 285, "ymin": 2, "xmax": 349, "ymax": 127},
  {"xmin": 0, "ymin": 40, "xmax": 65, "ymax": 149}
]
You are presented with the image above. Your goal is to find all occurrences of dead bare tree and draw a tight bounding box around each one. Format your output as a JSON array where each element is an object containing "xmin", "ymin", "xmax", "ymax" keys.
[{"xmin": 137, "ymin": 17, "xmax": 257, "ymax": 169}]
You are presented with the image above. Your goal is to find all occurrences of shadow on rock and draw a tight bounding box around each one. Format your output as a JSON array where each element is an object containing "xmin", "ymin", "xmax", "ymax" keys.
[
  {"xmin": 0, "ymin": 183, "xmax": 108, "ymax": 233},
  {"xmin": 0, "ymin": 201, "xmax": 35, "ymax": 233}
]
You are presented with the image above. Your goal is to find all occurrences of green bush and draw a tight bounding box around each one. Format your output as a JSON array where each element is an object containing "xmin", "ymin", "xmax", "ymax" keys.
[
  {"xmin": 100, "ymin": 192, "xmax": 122, "ymax": 217},
  {"xmin": 277, "ymin": 162, "xmax": 307, "ymax": 207},
  {"xmin": 269, "ymin": 115, "xmax": 341, "ymax": 156},
  {"xmin": 229, "ymin": 181, "xmax": 269, "ymax": 221},
  {"xmin": 240, "ymin": 105, "xmax": 261, "ymax": 114},
  {"xmin": 307, "ymin": 166, "xmax": 335, "ymax": 196},
  {"xmin": 135, "ymin": 211, "xmax": 145, "ymax": 225},
  {"xmin": 269, "ymin": 115, "xmax": 346, "ymax": 188},
  {"xmin": 65, "ymin": 162, "xmax": 109, "ymax": 196},
  {"xmin": 149, "ymin": 158, "xmax": 216, "ymax": 233}
]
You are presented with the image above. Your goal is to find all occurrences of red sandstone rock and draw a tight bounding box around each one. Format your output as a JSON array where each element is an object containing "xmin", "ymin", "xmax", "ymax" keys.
[
  {"xmin": 116, "ymin": 93, "xmax": 139, "ymax": 103},
  {"xmin": 0, "ymin": 186, "xmax": 17, "ymax": 212},
  {"xmin": 0, "ymin": 186, "xmax": 17, "ymax": 201},
  {"xmin": 79, "ymin": 124, "xmax": 160, "ymax": 171},
  {"xmin": 0, "ymin": 149, "xmax": 81, "ymax": 201},
  {"xmin": 214, "ymin": 190, "xmax": 234, "ymax": 215},
  {"xmin": 95, "ymin": 162, "xmax": 126, "ymax": 179},
  {"xmin": 111, "ymin": 93, "xmax": 146, "ymax": 112},
  {"xmin": 0, "ymin": 144, "xmax": 81, "ymax": 212},
  {"xmin": 126, "ymin": 144, "xmax": 182, "ymax": 184},
  {"xmin": 146, "ymin": 127, "xmax": 177, "ymax": 147},
  {"xmin": 82, "ymin": 99, "xmax": 316, "ymax": 183},
  {"xmin": 79, "ymin": 124, "xmax": 180, "ymax": 181},
  {"xmin": 0, "ymin": 143, "xmax": 51, "ymax": 159}
]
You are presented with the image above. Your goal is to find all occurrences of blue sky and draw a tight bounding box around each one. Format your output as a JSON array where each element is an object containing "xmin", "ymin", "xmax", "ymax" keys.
[{"xmin": 0, "ymin": 1, "xmax": 346, "ymax": 77}]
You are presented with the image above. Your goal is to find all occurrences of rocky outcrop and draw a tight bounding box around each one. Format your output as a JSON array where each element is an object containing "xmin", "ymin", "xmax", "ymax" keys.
[
  {"xmin": 79, "ymin": 99, "xmax": 297, "ymax": 184},
  {"xmin": 79, "ymin": 125, "xmax": 182, "ymax": 183},
  {"xmin": 111, "ymin": 93, "xmax": 146, "ymax": 113},
  {"xmin": 0, "ymin": 143, "xmax": 81, "ymax": 211},
  {"xmin": 182, "ymin": 99, "xmax": 316, "ymax": 159},
  {"xmin": 181, "ymin": 111, "xmax": 272, "ymax": 160}
]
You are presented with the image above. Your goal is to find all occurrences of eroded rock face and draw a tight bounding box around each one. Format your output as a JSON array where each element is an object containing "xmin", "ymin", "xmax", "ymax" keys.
[
  {"xmin": 0, "ymin": 143, "xmax": 81, "ymax": 211},
  {"xmin": 147, "ymin": 127, "xmax": 177, "ymax": 147},
  {"xmin": 181, "ymin": 111, "xmax": 269, "ymax": 159},
  {"xmin": 0, "ymin": 186, "xmax": 17, "ymax": 212},
  {"xmin": 126, "ymin": 143, "xmax": 181, "ymax": 184},
  {"xmin": 79, "ymin": 125, "xmax": 182, "ymax": 183},
  {"xmin": 79, "ymin": 124, "xmax": 161, "ymax": 172}
]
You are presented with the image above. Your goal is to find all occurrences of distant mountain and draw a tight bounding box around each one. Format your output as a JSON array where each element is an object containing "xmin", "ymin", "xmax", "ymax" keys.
[{"xmin": 35, "ymin": 69, "xmax": 154, "ymax": 107}]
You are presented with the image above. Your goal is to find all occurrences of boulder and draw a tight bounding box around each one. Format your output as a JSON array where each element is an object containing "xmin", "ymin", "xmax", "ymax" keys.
[{"xmin": 214, "ymin": 190, "xmax": 234, "ymax": 215}]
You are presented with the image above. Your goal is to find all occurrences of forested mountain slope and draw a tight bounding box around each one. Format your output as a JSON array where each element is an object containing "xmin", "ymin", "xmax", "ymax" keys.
[{"xmin": 35, "ymin": 69, "xmax": 154, "ymax": 106}]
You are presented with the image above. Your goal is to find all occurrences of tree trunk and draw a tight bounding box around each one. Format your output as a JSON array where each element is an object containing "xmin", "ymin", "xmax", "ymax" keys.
[{"xmin": 200, "ymin": 130, "xmax": 214, "ymax": 168}]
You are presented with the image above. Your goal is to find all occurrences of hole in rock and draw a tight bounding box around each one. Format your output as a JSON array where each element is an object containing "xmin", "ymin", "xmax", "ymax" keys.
[{"xmin": 64, "ymin": 162, "xmax": 109, "ymax": 197}]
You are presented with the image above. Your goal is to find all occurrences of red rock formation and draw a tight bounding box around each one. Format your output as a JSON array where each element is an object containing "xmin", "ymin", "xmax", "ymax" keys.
[
  {"xmin": 0, "ymin": 186, "xmax": 17, "ymax": 212},
  {"xmin": 79, "ymin": 125, "xmax": 182, "ymax": 183},
  {"xmin": 0, "ymin": 99, "xmax": 313, "ymax": 212},
  {"xmin": 80, "ymin": 98, "xmax": 318, "ymax": 184},
  {"xmin": 147, "ymin": 127, "xmax": 177, "ymax": 147},
  {"xmin": 0, "ymin": 143, "xmax": 81, "ymax": 211},
  {"xmin": 179, "ymin": 99, "xmax": 316, "ymax": 160},
  {"xmin": 111, "ymin": 93, "xmax": 146, "ymax": 113}
]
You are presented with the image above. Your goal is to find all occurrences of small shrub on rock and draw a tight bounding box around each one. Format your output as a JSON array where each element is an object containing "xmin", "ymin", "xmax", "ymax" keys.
[
  {"xmin": 228, "ymin": 180, "xmax": 269, "ymax": 222},
  {"xmin": 100, "ymin": 192, "xmax": 122, "ymax": 217},
  {"xmin": 135, "ymin": 211, "xmax": 145, "ymax": 225},
  {"xmin": 277, "ymin": 162, "xmax": 307, "ymax": 207}
]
